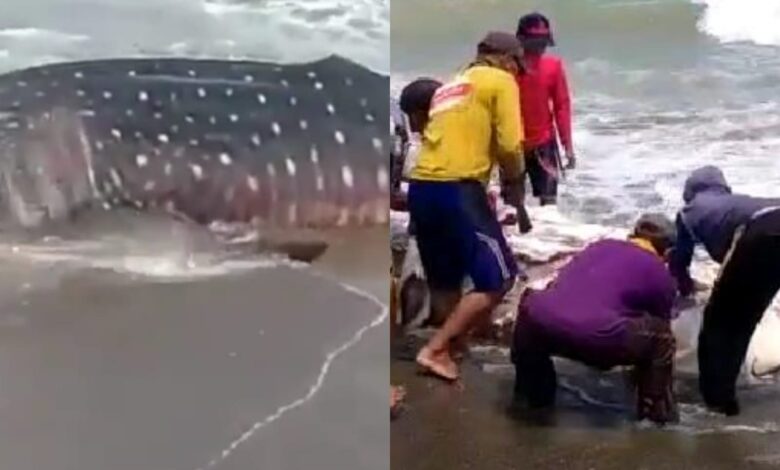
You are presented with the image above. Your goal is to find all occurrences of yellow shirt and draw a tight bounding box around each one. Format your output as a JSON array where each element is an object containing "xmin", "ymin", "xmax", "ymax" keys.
[{"xmin": 411, "ymin": 65, "xmax": 524, "ymax": 185}]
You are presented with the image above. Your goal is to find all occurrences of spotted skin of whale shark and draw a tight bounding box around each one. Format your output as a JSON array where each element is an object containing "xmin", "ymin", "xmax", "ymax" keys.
[{"xmin": 0, "ymin": 55, "xmax": 389, "ymax": 235}]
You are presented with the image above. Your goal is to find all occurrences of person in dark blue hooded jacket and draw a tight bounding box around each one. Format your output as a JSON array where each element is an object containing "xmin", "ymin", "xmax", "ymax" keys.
[{"xmin": 670, "ymin": 165, "xmax": 780, "ymax": 416}]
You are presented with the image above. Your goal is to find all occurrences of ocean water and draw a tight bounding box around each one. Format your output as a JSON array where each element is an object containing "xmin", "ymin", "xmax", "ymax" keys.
[{"xmin": 392, "ymin": 0, "xmax": 780, "ymax": 227}]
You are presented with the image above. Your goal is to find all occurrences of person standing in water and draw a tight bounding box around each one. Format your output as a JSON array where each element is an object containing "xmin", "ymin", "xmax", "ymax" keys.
[
  {"xmin": 409, "ymin": 32, "xmax": 526, "ymax": 381},
  {"xmin": 514, "ymin": 12, "xmax": 574, "ymax": 206},
  {"xmin": 670, "ymin": 165, "xmax": 780, "ymax": 416}
]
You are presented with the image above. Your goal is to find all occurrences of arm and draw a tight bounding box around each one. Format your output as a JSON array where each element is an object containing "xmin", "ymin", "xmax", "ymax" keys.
[
  {"xmin": 492, "ymin": 73, "xmax": 524, "ymax": 181},
  {"xmin": 668, "ymin": 213, "xmax": 696, "ymax": 297},
  {"xmin": 551, "ymin": 59, "xmax": 573, "ymax": 157}
]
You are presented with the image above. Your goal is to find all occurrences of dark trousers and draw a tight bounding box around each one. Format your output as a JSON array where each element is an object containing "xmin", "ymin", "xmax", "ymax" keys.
[
  {"xmin": 512, "ymin": 308, "xmax": 676, "ymax": 423},
  {"xmin": 698, "ymin": 209, "xmax": 780, "ymax": 409}
]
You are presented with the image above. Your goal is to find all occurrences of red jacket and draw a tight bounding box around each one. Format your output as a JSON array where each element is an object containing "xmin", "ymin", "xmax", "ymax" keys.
[{"xmin": 515, "ymin": 53, "xmax": 573, "ymax": 153}]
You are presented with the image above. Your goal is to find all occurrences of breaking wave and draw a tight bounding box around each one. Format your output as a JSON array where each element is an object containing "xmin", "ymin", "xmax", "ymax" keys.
[{"xmin": 694, "ymin": 0, "xmax": 780, "ymax": 46}]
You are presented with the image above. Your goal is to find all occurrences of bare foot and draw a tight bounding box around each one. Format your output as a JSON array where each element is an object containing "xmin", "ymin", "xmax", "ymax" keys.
[
  {"xmin": 416, "ymin": 346, "xmax": 459, "ymax": 382},
  {"xmin": 391, "ymin": 386, "xmax": 406, "ymax": 419}
]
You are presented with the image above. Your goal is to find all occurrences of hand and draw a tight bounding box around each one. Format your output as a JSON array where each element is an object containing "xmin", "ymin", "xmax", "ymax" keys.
[{"xmin": 565, "ymin": 151, "xmax": 576, "ymax": 170}]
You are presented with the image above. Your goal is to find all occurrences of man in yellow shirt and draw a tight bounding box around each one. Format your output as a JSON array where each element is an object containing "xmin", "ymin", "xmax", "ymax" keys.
[{"xmin": 409, "ymin": 31, "xmax": 526, "ymax": 381}]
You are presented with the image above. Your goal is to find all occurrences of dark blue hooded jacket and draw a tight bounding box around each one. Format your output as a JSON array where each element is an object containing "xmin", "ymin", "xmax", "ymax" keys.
[{"xmin": 669, "ymin": 165, "xmax": 780, "ymax": 295}]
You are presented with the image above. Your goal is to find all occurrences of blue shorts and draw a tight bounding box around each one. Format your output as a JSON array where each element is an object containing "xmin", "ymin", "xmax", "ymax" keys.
[{"xmin": 407, "ymin": 180, "xmax": 519, "ymax": 293}]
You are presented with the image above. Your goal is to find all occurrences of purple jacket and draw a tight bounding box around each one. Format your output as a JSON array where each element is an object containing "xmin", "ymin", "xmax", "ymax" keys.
[{"xmin": 522, "ymin": 239, "xmax": 676, "ymax": 359}]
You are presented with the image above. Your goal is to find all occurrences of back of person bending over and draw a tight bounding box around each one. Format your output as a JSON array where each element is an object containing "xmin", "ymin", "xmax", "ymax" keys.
[
  {"xmin": 409, "ymin": 31, "xmax": 526, "ymax": 381},
  {"xmin": 512, "ymin": 214, "xmax": 679, "ymax": 424}
]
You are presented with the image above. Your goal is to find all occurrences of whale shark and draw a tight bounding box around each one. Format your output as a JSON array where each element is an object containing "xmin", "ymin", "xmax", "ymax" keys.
[{"xmin": 0, "ymin": 55, "xmax": 389, "ymax": 248}]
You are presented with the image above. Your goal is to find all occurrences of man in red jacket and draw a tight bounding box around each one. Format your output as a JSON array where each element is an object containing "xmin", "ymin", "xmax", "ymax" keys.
[{"xmin": 515, "ymin": 12, "xmax": 574, "ymax": 206}]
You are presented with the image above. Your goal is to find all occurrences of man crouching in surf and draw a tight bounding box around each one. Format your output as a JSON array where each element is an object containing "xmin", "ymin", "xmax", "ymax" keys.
[
  {"xmin": 512, "ymin": 214, "xmax": 679, "ymax": 424},
  {"xmin": 407, "ymin": 32, "xmax": 526, "ymax": 381},
  {"xmin": 670, "ymin": 165, "xmax": 780, "ymax": 416}
]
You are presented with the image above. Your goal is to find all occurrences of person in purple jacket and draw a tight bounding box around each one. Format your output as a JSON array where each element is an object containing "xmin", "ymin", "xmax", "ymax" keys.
[{"xmin": 511, "ymin": 213, "xmax": 679, "ymax": 424}]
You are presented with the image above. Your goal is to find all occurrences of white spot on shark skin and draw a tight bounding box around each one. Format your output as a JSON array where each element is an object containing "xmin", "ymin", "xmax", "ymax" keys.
[
  {"xmin": 310, "ymin": 146, "xmax": 319, "ymax": 164},
  {"xmin": 359, "ymin": 98, "xmax": 368, "ymax": 107},
  {"xmin": 144, "ymin": 180, "xmax": 156, "ymax": 191},
  {"xmin": 103, "ymin": 91, "xmax": 112, "ymax": 100},
  {"xmin": 190, "ymin": 164, "xmax": 204, "ymax": 180},
  {"xmin": 188, "ymin": 70, "xmax": 197, "ymax": 77},
  {"xmin": 202, "ymin": 153, "xmax": 212, "ymax": 162},
  {"xmin": 74, "ymin": 71, "xmax": 84, "ymax": 79},
  {"xmin": 126, "ymin": 109, "xmax": 134, "ymax": 117},
  {"xmin": 365, "ymin": 113, "xmax": 375, "ymax": 122},
  {"xmin": 110, "ymin": 168, "xmax": 123, "ymax": 188},
  {"xmin": 219, "ymin": 153, "xmax": 232, "ymax": 165},
  {"xmin": 76, "ymin": 89, "xmax": 86, "ymax": 97},
  {"xmin": 271, "ymin": 122, "xmax": 281, "ymax": 136},
  {"xmin": 257, "ymin": 93, "xmax": 266, "ymax": 104},
  {"xmin": 136, "ymin": 154, "xmax": 149, "ymax": 167},
  {"xmin": 103, "ymin": 201, "xmax": 112, "ymax": 210},
  {"xmin": 170, "ymin": 91, "xmax": 178, "ymax": 102},
  {"xmin": 138, "ymin": 91, "xmax": 149, "ymax": 102},
  {"xmin": 344, "ymin": 77, "xmax": 353, "ymax": 86},
  {"xmin": 170, "ymin": 125, "xmax": 179, "ymax": 134},
  {"xmin": 229, "ymin": 114, "xmax": 239, "ymax": 122},
  {"xmin": 134, "ymin": 131, "xmax": 144, "ymax": 140},
  {"xmin": 266, "ymin": 162, "xmax": 276, "ymax": 178},
  {"xmin": 17, "ymin": 81, "xmax": 27, "ymax": 87},
  {"xmin": 35, "ymin": 91, "xmax": 45, "ymax": 98},
  {"xmin": 326, "ymin": 103, "xmax": 335, "ymax": 115},
  {"xmin": 128, "ymin": 70, "xmax": 136, "ymax": 77},
  {"xmin": 94, "ymin": 141, "xmax": 104, "ymax": 151},
  {"xmin": 164, "ymin": 162, "xmax": 173, "ymax": 175},
  {"xmin": 5, "ymin": 122, "xmax": 19, "ymax": 129},
  {"xmin": 251, "ymin": 134, "xmax": 261, "ymax": 147},
  {"xmin": 285, "ymin": 158, "xmax": 296, "ymax": 176},
  {"xmin": 189, "ymin": 139, "xmax": 199, "ymax": 147},
  {"xmin": 244, "ymin": 75, "xmax": 253, "ymax": 83},
  {"xmin": 314, "ymin": 81, "xmax": 324, "ymax": 90},
  {"xmin": 372, "ymin": 138, "xmax": 383, "ymax": 153},
  {"xmin": 198, "ymin": 88, "xmax": 207, "ymax": 98},
  {"xmin": 247, "ymin": 175, "xmax": 259, "ymax": 192},
  {"xmin": 27, "ymin": 122, "xmax": 35, "ymax": 130},
  {"xmin": 307, "ymin": 71, "xmax": 317, "ymax": 79},
  {"xmin": 209, "ymin": 116, "xmax": 217, "ymax": 125},
  {"xmin": 225, "ymin": 88, "xmax": 234, "ymax": 97},
  {"xmin": 111, "ymin": 128, "xmax": 122, "ymax": 140},
  {"xmin": 158, "ymin": 134, "xmax": 170, "ymax": 144},
  {"xmin": 185, "ymin": 114, "xmax": 195, "ymax": 124},
  {"xmin": 77, "ymin": 109, "xmax": 95, "ymax": 117},
  {"xmin": 316, "ymin": 173, "xmax": 325, "ymax": 191},
  {"xmin": 299, "ymin": 120, "xmax": 308, "ymax": 130},
  {"xmin": 280, "ymin": 79, "xmax": 289, "ymax": 87},
  {"xmin": 289, "ymin": 96, "xmax": 297, "ymax": 106},
  {"xmin": 334, "ymin": 130, "xmax": 346, "ymax": 144},
  {"xmin": 377, "ymin": 167, "xmax": 389, "ymax": 191},
  {"xmin": 174, "ymin": 147, "xmax": 186, "ymax": 158},
  {"xmin": 154, "ymin": 112, "xmax": 163, "ymax": 120},
  {"xmin": 341, "ymin": 165, "xmax": 354, "ymax": 188}
]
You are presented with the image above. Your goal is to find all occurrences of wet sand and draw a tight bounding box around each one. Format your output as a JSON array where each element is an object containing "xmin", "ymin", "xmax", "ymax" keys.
[
  {"xmin": 0, "ymin": 226, "xmax": 389, "ymax": 470},
  {"xmin": 391, "ymin": 337, "xmax": 780, "ymax": 470}
]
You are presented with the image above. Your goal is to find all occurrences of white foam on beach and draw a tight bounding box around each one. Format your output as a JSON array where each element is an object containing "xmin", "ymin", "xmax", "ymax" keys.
[
  {"xmin": 694, "ymin": 0, "xmax": 780, "ymax": 47},
  {"xmin": 0, "ymin": 238, "xmax": 298, "ymax": 282},
  {"xmin": 193, "ymin": 270, "xmax": 388, "ymax": 470}
]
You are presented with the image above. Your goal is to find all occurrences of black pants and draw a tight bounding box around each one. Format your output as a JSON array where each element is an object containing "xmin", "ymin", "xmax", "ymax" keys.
[{"xmin": 698, "ymin": 209, "xmax": 780, "ymax": 409}]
